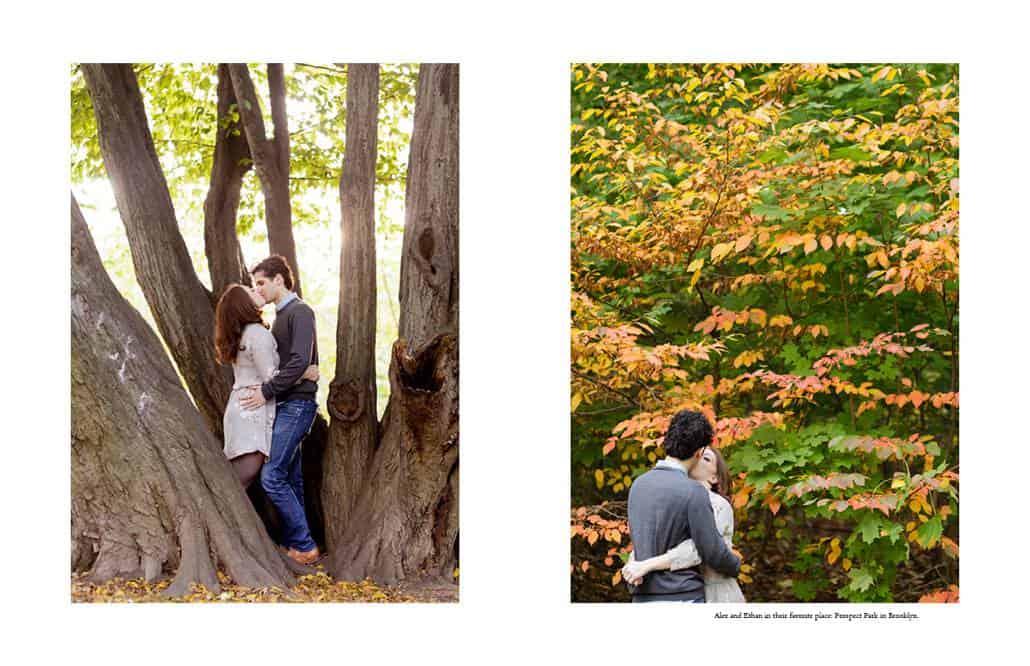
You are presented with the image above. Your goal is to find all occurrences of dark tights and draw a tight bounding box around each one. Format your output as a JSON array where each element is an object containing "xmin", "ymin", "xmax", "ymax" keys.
[{"xmin": 231, "ymin": 452, "xmax": 265, "ymax": 488}]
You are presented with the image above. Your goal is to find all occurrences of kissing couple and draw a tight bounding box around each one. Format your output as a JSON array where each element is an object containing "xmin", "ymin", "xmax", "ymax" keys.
[
  {"xmin": 213, "ymin": 255, "xmax": 322, "ymax": 566},
  {"xmin": 622, "ymin": 409, "xmax": 746, "ymax": 603}
]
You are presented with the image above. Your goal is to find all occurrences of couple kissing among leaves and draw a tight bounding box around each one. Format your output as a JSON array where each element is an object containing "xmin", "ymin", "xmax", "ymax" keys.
[{"xmin": 623, "ymin": 409, "xmax": 746, "ymax": 603}]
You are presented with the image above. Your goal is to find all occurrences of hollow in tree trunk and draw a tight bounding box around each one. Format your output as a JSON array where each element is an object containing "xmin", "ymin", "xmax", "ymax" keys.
[{"xmin": 327, "ymin": 64, "xmax": 459, "ymax": 585}]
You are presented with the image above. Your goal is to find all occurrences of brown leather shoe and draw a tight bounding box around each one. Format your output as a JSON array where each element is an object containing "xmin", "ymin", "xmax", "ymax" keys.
[{"xmin": 287, "ymin": 546, "xmax": 322, "ymax": 565}]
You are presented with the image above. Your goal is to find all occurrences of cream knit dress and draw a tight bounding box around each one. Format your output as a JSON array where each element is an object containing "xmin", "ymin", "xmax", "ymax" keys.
[{"xmin": 222, "ymin": 323, "xmax": 278, "ymax": 461}]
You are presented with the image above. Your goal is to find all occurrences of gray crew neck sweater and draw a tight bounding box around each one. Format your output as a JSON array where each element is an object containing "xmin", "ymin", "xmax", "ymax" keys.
[
  {"xmin": 627, "ymin": 462, "xmax": 741, "ymax": 602},
  {"xmin": 260, "ymin": 297, "xmax": 319, "ymax": 404}
]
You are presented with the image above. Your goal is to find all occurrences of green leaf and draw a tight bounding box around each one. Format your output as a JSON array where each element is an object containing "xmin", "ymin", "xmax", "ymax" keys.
[
  {"xmin": 856, "ymin": 514, "xmax": 883, "ymax": 544},
  {"xmin": 846, "ymin": 567, "xmax": 875, "ymax": 593},
  {"xmin": 914, "ymin": 516, "xmax": 943, "ymax": 548},
  {"xmin": 829, "ymin": 146, "xmax": 874, "ymax": 162},
  {"xmin": 750, "ymin": 203, "xmax": 791, "ymax": 221}
]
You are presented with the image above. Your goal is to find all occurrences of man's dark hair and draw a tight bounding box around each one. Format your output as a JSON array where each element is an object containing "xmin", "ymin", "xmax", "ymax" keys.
[
  {"xmin": 251, "ymin": 254, "xmax": 295, "ymax": 291},
  {"xmin": 662, "ymin": 409, "xmax": 714, "ymax": 460}
]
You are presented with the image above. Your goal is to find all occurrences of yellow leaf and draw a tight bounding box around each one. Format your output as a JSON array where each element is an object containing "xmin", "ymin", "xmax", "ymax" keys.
[
  {"xmin": 896, "ymin": 202, "xmax": 907, "ymax": 218},
  {"xmin": 612, "ymin": 570, "xmax": 622, "ymax": 586},
  {"xmin": 804, "ymin": 237, "xmax": 818, "ymax": 254},
  {"xmin": 735, "ymin": 234, "xmax": 753, "ymax": 253},
  {"xmin": 594, "ymin": 469, "xmax": 604, "ymax": 490},
  {"xmin": 711, "ymin": 242, "xmax": 734, "ymax": 263},
  {"xmin": 687, "ymin": 257, "xmax": 705, "ymax": 273},
  {"xmin": 827, "ymin": 537, "xmax": 842, "ymax": 565},
  {"xmin": 842, "ymin": 558, "xmax": 852, "ymax": 572},
  {"xmin": 571, "ymin": 392, "xmax": 583, "ymax": 412}
]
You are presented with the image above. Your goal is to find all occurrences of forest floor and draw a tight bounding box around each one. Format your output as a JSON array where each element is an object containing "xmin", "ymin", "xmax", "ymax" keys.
[{"xmin": 72, "ymin": 566, "xmax": 459, "ymax": 603}]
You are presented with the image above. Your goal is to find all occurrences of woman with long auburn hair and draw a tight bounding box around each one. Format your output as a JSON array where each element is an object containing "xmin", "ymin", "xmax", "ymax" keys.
[
  {"xmin": 214, "ymin": 284, "xmax": 318, "ymax": 488},
  {"xmin": 622, "ymin": 445, "xmax": 746, "ymax": 603}
]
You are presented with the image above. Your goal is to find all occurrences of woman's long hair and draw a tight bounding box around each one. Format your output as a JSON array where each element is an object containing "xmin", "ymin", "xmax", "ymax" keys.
[
  {"xmin": 708, "ymin": 446, "xmax": 733, "ymax": 506},
  {"xmin": 214, "ymin": 284, "xmax": 266, "ymax": 365}
]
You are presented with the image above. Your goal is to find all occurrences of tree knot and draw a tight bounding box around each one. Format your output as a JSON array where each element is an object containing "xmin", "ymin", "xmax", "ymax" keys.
[{"xmin": 328, "ymin": 378, "xmax": 366, "ymax": 422}]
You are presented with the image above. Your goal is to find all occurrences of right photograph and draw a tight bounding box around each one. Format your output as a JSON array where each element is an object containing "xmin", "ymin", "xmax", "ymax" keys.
[{"xmin": 570, "ymin": 63, "xmax": 959, "ymax": 603}]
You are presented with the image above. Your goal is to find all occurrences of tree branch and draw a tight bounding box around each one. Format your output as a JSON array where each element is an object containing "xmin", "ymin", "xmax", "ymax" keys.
[
  {"xmin": 268, "ymin": 64, "xmax": 290, "ymax": 175},
  {"xmin": 572, "ymin": 368, "xmax": 644, "ymax": 409},
  {"xmin": 227, "ymin": 64, "xmax": 272, "ymax": 176}
]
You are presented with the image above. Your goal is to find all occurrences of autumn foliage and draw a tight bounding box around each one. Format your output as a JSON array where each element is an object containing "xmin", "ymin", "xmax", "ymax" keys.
[{"xmin": 571, "ymin": 64, "xmax": 958, "ymax": 602}]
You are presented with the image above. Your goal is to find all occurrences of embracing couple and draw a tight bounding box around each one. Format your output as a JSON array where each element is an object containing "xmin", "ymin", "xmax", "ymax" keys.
[
  {"xmin": 213, "ymin": 255, "xmax": 322, "ymax": 566},
  {"xmin": 622, "ymin": 409, "xmax": 746, "ymax": 603}
]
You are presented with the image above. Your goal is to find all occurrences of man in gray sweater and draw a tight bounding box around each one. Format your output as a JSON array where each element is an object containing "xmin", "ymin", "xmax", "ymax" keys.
[
  {"xmin": 627, "ymin": 409, "xmax": 740, "ymax": 602},
  {"xmin": 240, "ymin": 255, "xmax": 321, "ymax": 565}
]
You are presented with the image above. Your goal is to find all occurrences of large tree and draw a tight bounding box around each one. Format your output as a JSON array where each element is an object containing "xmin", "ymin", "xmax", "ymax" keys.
[
  {"xmin": 323, "ymin": 64, "xmax": 380, "ymax": 543},
  {"xmin": 73, "ymin": 62, "xmax": 457, "ymax": 591},
  {"xmin": 81, "ymin": 64, "xmax": 233, "ymax": 438},
  {"xmin": 326, "ymin": 63, "xmax": 459, "ymax": 584},
  {"xmin": 77, "ymin": 62, "xmax": 330, "ymax": 576},
  {"xmin": 72, "ymin": 195, "xmax": 296, "ymax": 596}
]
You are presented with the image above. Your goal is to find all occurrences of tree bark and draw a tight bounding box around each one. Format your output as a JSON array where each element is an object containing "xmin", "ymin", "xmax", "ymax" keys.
[
  {"xmin": 204, "ymin": 64, "xmax": 253, "ymax": 297},
  {"xmin": 324, "ymin": 64, "xmax": 380, "ymax": 552},
  {"xmin": 81, "ymin": 64, "xmax": 232, "ymax": 438},
  {"xmin": 227, "ymin": 63, "xmax": 302, "ymax": 296},
  {"xmin": 328, "ymin": 64, "xmax": 459, "ymax": 585},
  {"xmin": 72, "ymin": 195, "xmax": 295, "ymax": 596}
]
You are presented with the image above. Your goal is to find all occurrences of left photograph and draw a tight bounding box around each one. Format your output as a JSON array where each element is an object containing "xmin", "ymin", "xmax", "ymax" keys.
[{"xmin": 71, "ymin": 63, "xmax": 458, "ymax": 602}]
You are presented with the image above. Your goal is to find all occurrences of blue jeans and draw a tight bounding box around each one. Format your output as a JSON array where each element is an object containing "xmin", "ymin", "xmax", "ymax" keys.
[{"xmin": 260, "ymin": 398, "xmax": 318, "ymax": 552}]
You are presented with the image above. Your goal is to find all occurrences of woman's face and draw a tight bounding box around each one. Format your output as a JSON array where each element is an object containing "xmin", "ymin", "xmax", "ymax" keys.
[
  {"xmin": 243, "ymin": 285, "xmax": 265, "ymax": 308},
  {"xmin": 689, "ymin": 447, "xmax": 718, "ymax": 487}
]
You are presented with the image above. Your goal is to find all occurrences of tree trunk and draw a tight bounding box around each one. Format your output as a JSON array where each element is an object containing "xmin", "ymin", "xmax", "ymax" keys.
[
  {"xmin": 203, "ymin": 64, "xmax": 253, "ymax": 297},
  {"xmin": 227, "ymin": 63, "xmax": 302, "ymax": 296},
  {"xmin": 324, "ymin": 64, "xmax": 380, "ymax": 552},
  {"xmin": 328, "ymin": 64, "xmax": 459, "ymax": 585},
  {"xmin": 71, "ymin": 195, "xmax": 294, "ymax": 596},
  {"xmin": 225, "ymin": 62, "xmax": 328, "ymax": 552},
  {"xmin": 81, "ymin": 63, "xmax": 233, "ymax": 438}
]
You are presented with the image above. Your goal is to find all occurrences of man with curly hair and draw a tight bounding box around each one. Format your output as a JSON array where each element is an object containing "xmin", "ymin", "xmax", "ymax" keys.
[{"xmin": 626, "ymin": 409, "xmax": 740, "ymax": 602}]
